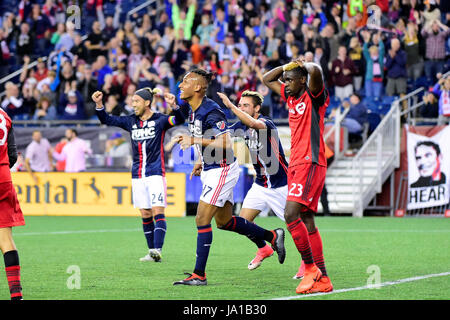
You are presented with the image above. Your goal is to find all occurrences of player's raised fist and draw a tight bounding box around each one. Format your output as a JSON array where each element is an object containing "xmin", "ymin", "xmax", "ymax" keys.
[
  {"xmin": 92, "ymin": 91, "xmax": 103, "ymax": 104},
  {"xmin": 164, "ymin": 92, "xmax": 176, "ymax": 107},
  {"xmin": 217, "ymin": 92, "xmax": 233, "ymax": 109}
]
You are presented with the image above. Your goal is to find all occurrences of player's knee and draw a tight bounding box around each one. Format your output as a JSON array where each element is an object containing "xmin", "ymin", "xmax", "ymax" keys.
[{"xmin": 140, "ymin": 209, "xmax": 152, "ymax": 218}]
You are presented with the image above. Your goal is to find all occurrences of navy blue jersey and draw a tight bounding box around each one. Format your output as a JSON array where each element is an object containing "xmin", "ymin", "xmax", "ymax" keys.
[
  {"xmin": 188, "ymin": 97, "xmax": 236, "ymax": 171},
  {"xmin": 96, "ymin": 107, "xmax": 185, "ymax": 178},
  {"xmin": 229, "ymin": 116, "xmax": 288, "ymax": 188}
]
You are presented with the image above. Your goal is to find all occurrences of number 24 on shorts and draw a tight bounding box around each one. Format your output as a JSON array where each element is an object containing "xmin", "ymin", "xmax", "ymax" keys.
[{"xmin": 288, "ymin": 183, "xmax": 303, "ymax": 197}]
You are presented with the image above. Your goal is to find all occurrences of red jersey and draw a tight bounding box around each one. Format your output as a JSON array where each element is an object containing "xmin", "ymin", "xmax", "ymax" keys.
[
  {"xmin": 0, "ymin": 108, "xmax": 13, "ymax": 182},
  {"xmin": 280, "ymin": 83, "xmax": 329, "ymax": 167}
]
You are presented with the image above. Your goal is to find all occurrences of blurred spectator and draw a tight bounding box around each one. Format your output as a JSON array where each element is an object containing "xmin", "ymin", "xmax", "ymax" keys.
[
  {"xmin": 362, "ymin": 30, "xmax": 385, "ymax": 98},
  {"xmin": 70, "ymin": 32, "xmax": 89, "ymax": 63},
  {"xmin": 1, "ymin": 82, "xmax": 25, "ymax": 119},
  {"xmin": 58, "ymin": 88, "xmax": 86, "ymax": 120},
  {"xmin": 53, "ymin": 128, "xmax": 92, "ymax": 172},
  {"xmin": 348, "ymin": 36, "xmax": 364, "ymax": 92},
  {"xmin": 420, "ymin": 91, "xmax": 439, "ymax": 118},
  {"xmin": 16, "ymin": 22, "xmax": 33, "ymax": 65},
  {"xmin": 57, "ymin": 21, "xmax": 76, "ymax": 52},
  {"xmin": 33, "ymin": 57, "xmax": 49, "ymax": 82},
  {"xmin": 24, "ymin": 130, "xmax": 53, "ymax": 184},
  {"xmin": 92, "ymin": 55, "xmax": 113, "ymax": 87},
  {"xmin": 33, "ymin": 96, "xmax": 57, "ymax": 120},
  {"xmin": 171, "ymin": 0, "xmax": 196, "ymax": 40},
  {"xmin": 50, "ymin": 22, "xmax": 65, "ymax": 47},
  {"xmin": 432, "ymin": 75, "xmax": 450, "ymax": 118},
  {"xmin": 85, "ymin": 21, "xmax": 108, "ymax": 64},
  {"xmin": 0, "ymin": 28, "xmax": 11, "ymax": 78},
  {"xmin": 329, "ymin": 93, "xmax": 368, "ymax": 144},
  {"xmin": 196, "ymin": 13, "xmax": 215, "ymax": 45},
  {"xmin": 421, "ymin": 19, "xmax": 450, "ymax": 84},
  {"xmin": 403, "ymin": 21, "xmax": 423, "ymax": 82},
  {"xmin": 105, "ymin": 132, "xmax": 131, "ymax": 157},
  {"xmin": 278, "ymin": 31, "xmax": 302, "ymax": 64},
  {"xmin": 77, "ymin": 64, "xmax": 99, "ymax": 118},
  {"xmin": 27, "ymin": 4, "xmax": 51, "ymax": 56},
  {"xmin": 385, "ymin": 38, "xmax": 407, "ymax": 97},
  {"xmin": 330, "ymin": 45, "xmax": 356, "ymax": 101},
  {"xmin": 104, "ymin": 95, "xmax": 123, "ymax": 116}
]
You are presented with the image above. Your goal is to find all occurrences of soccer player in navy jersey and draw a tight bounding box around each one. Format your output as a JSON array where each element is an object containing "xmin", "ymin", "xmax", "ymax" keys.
[
  {"xmin": 92, "ymin": 88, "xmax": 185, "ymax": 262},
  {"xmin": 217, "ymin": 90, "xmax": 300, "ymax": 271},
  {"xmin": 172, "ymin": 69, "xmax": 285, "ymax": 286},
  {"xmin": 0, "ymin": 108, "xmax": 24, "ymax": 300},
  {"xmin": 263, "ymin": 59, "xmax": 333, "ymax": 294}
]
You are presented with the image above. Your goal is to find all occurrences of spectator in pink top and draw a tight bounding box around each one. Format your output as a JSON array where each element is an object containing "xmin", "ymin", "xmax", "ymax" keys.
[
  {"xmin": 53, "ymin": 129, "xmax": 92, "ymax": 172},
  {"xmin": 24, "ymin": 130, "xmax": 53, "ymax": 183}
]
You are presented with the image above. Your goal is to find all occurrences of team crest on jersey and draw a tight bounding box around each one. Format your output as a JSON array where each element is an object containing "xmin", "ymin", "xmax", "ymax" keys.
[
  {"xmin": 216, "ymin": 121, "xmax": 226, "ymax": 130},
  {"xmin": 293, "ymin": 102, "xmax": 306, "ymax": 115}
]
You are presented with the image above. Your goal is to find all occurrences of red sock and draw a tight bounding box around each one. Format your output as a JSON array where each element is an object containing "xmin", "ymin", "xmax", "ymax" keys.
[
  {"xmin": 308, "ymin": 228, "xmax": 327, "ymax": 276},
  {"xmin": 286, "ymin": 218, "xmax": 314, "ymax": 265},
  {"xmin": 5, "ymin": 266, "xmax": 22, "ymax": 300}
]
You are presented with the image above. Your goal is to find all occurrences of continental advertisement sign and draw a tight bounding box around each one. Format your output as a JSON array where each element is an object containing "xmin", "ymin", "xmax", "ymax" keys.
[{"xmin": 11, "ymin": 172, "xmax": 186, "ymax": 217}]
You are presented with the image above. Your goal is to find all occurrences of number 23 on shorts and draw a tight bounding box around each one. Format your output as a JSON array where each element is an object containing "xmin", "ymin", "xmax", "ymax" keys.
[{"xmin": 288, "ymin": 183, "xmax": 303, "ymax": 197}]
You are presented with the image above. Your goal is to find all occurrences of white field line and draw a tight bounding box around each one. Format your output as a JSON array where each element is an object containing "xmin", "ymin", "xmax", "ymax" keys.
[
  {"xmin": 272, "ymin": 271, "xmax": 450, "ymax": 300},
  {"xmin": 14, "ymin": 228, "xmax": 141, "ymax": 236},
  {"xmin": 13, "ymin": 228, "xmax": 449, "ymax": 237}
]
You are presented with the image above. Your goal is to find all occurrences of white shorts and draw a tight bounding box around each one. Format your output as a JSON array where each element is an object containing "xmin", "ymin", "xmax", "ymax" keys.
[
  {"xmin": 200, "ymin": 161, "xmax": 240, "ymax": 207},
  {"xmin": 131, "ymin": 175, "xmax": 167, "ymax": 209},
  {"xmin": 242, "ymin": 183, "xmax": 288, "ymax": 221}
]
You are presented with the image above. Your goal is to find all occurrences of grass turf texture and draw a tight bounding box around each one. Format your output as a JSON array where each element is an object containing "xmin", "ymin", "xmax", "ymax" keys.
[{"xmin": 1, "ymin": 216, "xmax": 449, "ymax": 300}]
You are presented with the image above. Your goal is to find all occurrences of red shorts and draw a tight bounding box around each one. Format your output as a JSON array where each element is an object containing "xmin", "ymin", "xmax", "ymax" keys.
[
  {"xmin": 286, "ymin": 163, "xmax": 326, "ymax": 212},
  {"xmin": 0, "ymin": 181, "xmax": 25, "ymax": 228}
]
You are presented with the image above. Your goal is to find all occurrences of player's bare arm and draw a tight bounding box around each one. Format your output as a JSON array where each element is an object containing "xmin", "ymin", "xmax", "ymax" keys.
[
  {"xmin": 217, "ymin": 92, "xmax": 266, "ymax": 130},
  {"xmin": 177, "ymin": 132, "xmax": 232, "ymax": 151},
  {"xmin": 295, "ymin": 60, "xmax": 324, "ymax": 96},
  {"xmin": 262, "ymin": 66, "xmax": 284, "ymax": 96}
]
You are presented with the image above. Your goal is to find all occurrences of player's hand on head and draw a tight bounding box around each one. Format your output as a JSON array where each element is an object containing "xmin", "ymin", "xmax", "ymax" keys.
[{"xmin": 217, "ymin": 92, "xmax": 232, "ymax": 108}]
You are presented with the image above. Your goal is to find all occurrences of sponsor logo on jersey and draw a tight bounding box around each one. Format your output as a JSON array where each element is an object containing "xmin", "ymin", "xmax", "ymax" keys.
[
  {"xmin": 189, "ymin": 119, "xmax": 203, "ymax": 137},
  {"xmin": 131, "ymin": 125, "xmax": 156, "ymax": 140}
]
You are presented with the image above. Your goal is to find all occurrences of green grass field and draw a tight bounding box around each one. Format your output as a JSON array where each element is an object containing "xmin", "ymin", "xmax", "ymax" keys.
[{"xmin": 1, "ymin": 216, "xmax": 449, "ymax": 300}]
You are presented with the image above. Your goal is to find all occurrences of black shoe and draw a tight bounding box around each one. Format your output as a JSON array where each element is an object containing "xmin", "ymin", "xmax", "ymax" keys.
[
  {"xmin": 173, "ymin": 273, "xmax": 207, "ymax": 286},
  {"xmin": 271, "ymin": 228, "xmax": 286, "ymax": 264}
]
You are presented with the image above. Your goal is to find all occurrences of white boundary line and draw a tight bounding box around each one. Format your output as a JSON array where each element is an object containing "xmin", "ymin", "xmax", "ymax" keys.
[
  {"xmin": 14, "ymin": 229, "xmax": 140, "ymax": 236},
  {"xmin": 12, "ymin": 228, "xmax": 450, "ymax": 237},
  {"xmin": 272, "ymin": 272, "xmax": 450, "ymax": 300}
]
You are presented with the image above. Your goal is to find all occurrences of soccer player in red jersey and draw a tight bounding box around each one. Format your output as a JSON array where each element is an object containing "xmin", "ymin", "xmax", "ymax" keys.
[
  {"xmin": 263, "ymin": 59, "xmax": 333, "ymax": 294},
  {"xmin": 0, "ymin": 108, "xmax": 25, "ymax": 300}
]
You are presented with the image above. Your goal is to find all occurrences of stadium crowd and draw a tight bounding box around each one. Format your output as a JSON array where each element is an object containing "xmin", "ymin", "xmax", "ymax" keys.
[{"xmin": 0, "ymin": 0, "xmax": 449, "ymax": 126}]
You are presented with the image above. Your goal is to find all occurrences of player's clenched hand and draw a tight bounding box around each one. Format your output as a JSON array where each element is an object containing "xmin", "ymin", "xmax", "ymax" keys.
[
  {"xmin": 164, "ymin": 92, "xmax": 177, "ymax": 108},
  {"xmin": 217, "ymin": 92, "xmax": 233, "ymax": 109},
  {"xmin": 190, "ymin": 162, "xmax": 202, "ymax": 180},
  {"xmin": 176, "ymin": 135, "xmax": 194, "ymax": 150},
  {"xmin": 92, "ymin": 91, "xmax": 103, "ymax": 105}
]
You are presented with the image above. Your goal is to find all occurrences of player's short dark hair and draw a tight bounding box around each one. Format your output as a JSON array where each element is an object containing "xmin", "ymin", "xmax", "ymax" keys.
[
  {"xmin": 135, "ymin": 87, "xmax": 161, "ymax": 102},
  {"xmin": 241, "ymin": 90, "xmax": 264, "ymax": 107},
  {"xmin": 285, "ymin": 66, "xmax": 308, "ymax": 79},
  {"xmin": 415, "ymin": 141, "xmax": 441, "ymax": 156},
  {"xmin": 190, "ymin": 68, "xmax": 213, "ymax": 86},
  {"xmin": 70, "ymin": 128, "xmax": 78, "ymax": 137}
]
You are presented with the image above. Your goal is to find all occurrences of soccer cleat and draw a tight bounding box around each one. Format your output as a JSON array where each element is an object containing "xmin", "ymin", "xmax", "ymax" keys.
[
  {"xmin": 293, "ymin": 260, "xmax": 305, "ymax": 279},
  {"xmin": 173, "ymin": 273, "xmax": 207, "ymax": 286},
  {"xmin": 271, "ymin": 228, "xmax": 286, "ymax": 264},
  {"xmin": 149, "ymin": 248, "xmax": 162, "ymax": 262},
  {"xmin": 248, "ymin": 245, "xmax": 274, "ymax": 270},
  {"xmin": 139, "ymin": 253, "xmax": 155, "ymax": 262},
  {"xmin": 304, "ymin": 276, "xmax": 333, "ymax": 293},
  {"xmin": 296, "ymin": 264, "xmax": 322, "ymax": 294}
]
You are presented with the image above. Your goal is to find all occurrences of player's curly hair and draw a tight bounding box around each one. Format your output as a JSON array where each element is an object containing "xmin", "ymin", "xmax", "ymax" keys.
[{"xmin": 241, "ymin": 90, "xmax": 264, "ymax": 107}]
